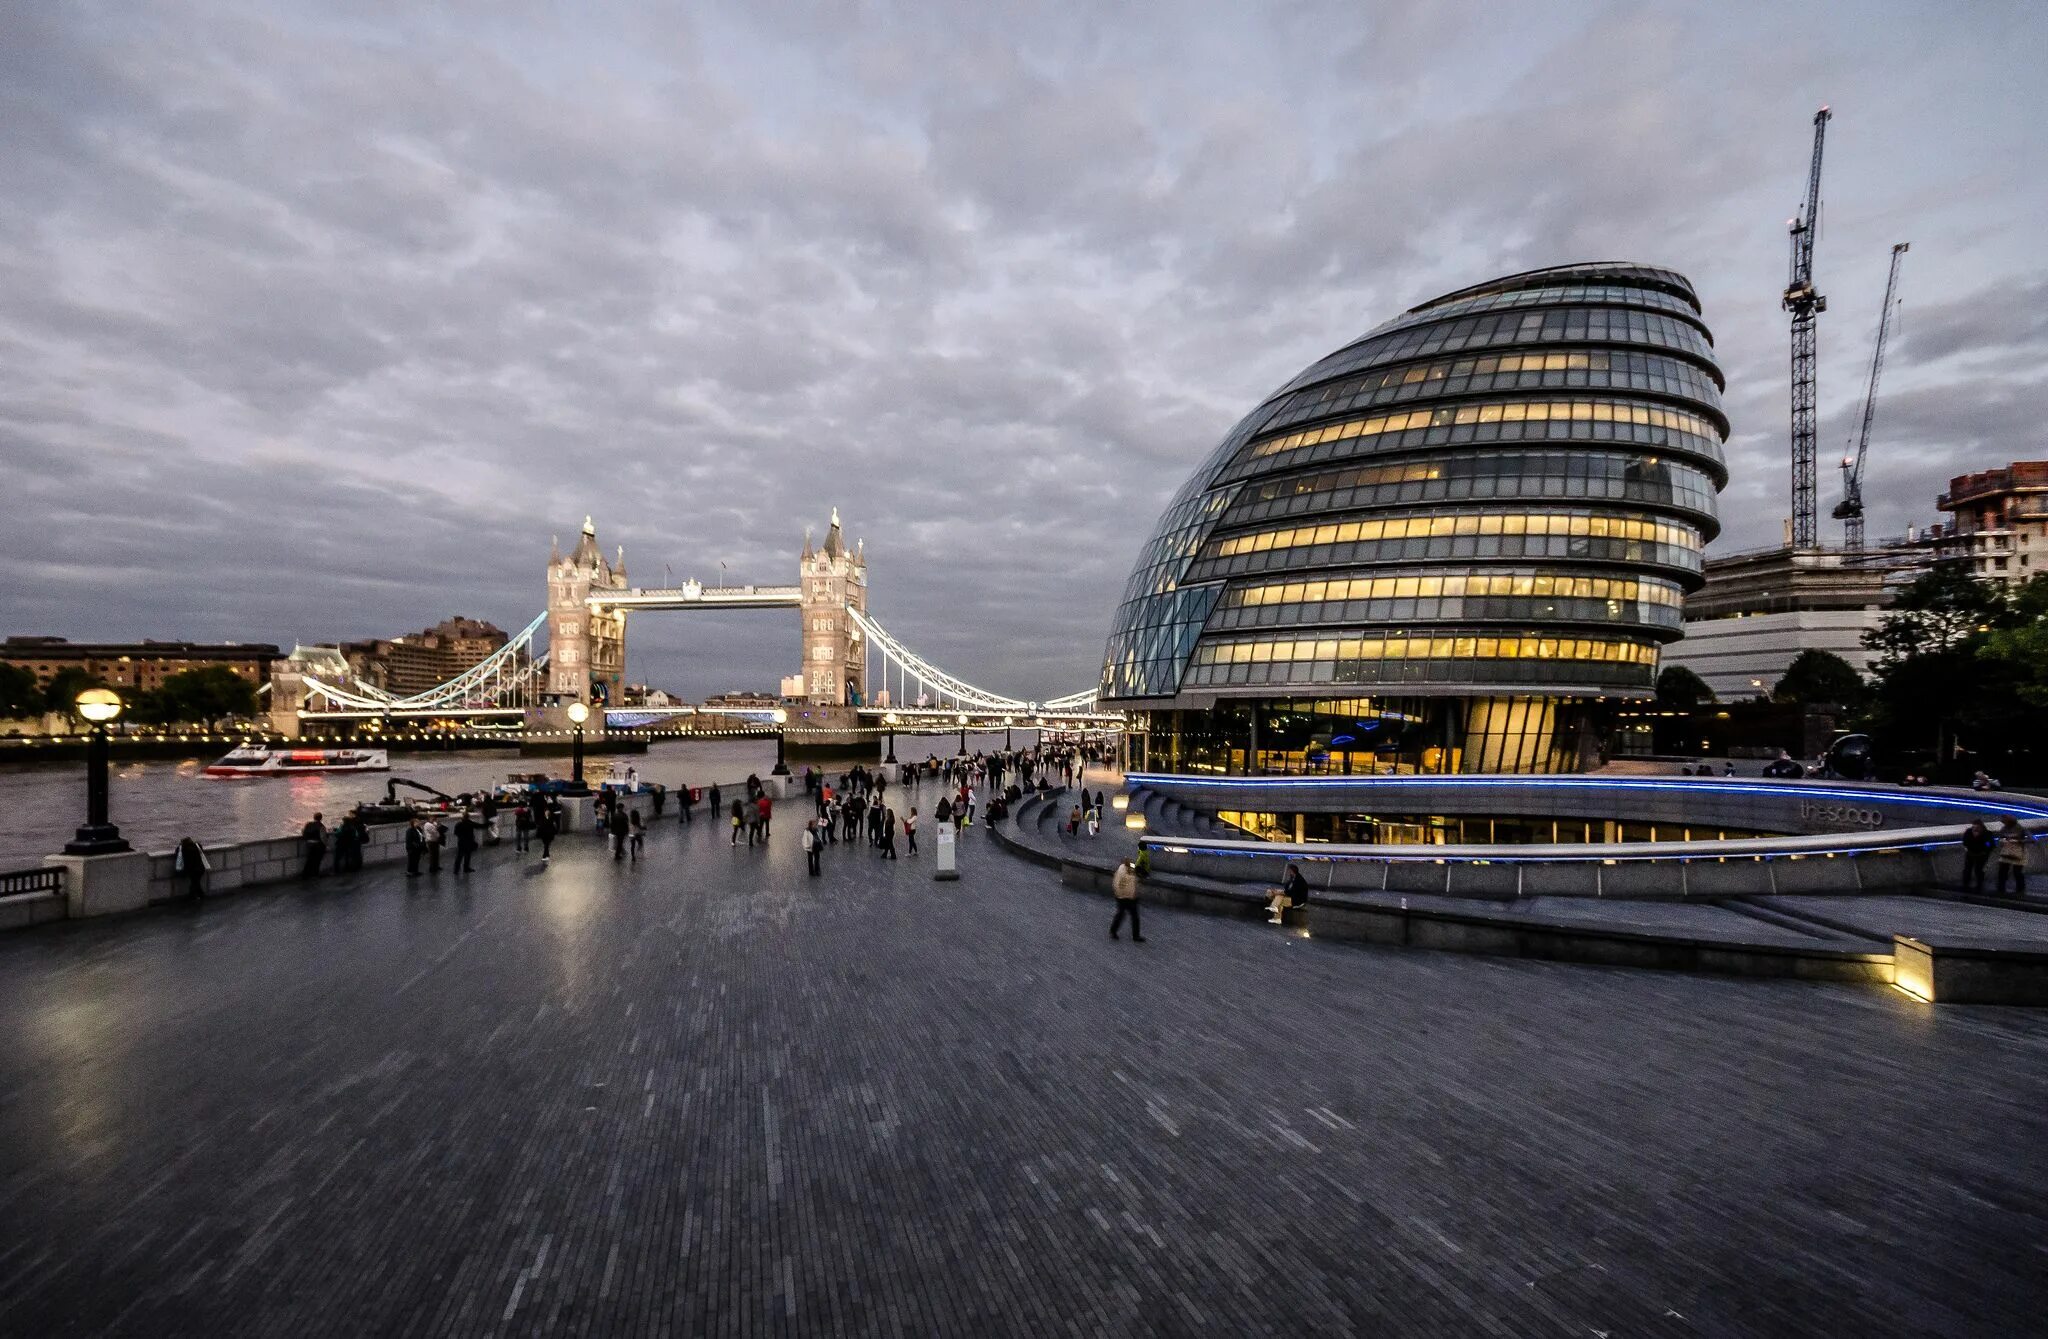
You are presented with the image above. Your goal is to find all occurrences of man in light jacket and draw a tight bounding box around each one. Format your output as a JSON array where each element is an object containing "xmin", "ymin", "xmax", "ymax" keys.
[{"xmin": 1110, "ymin": 860, "xmax": 1145, "ymax": 943}]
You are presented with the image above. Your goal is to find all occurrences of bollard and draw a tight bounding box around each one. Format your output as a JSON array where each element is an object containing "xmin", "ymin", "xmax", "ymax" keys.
[{"xmin": 934, "ymin": 823, "xmax": 959, "ymax": 881}]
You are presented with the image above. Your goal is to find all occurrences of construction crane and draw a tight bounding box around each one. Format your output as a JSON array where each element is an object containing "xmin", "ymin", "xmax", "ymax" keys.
[
  {"xmin": 1833, "ymin": 242, "xmax": 1909, "ymax": 551},
  {"xmin": 1783, "ymin": 105, "xmax": 1832, "ymax": 548}
]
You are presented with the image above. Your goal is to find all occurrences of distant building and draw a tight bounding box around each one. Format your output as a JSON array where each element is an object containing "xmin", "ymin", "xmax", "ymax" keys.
[
  {"xmin": 343, "ymin": 616, "xmax": 509, "ymax": 698},
  {"xmin": 799, "ymin": 510, "xmax": 868, "ymax": 706},
  {"xmin": 0, "ymin": 637, "xmax": 279, "ymax": 693},
  {"xmin": 1937, "ymin": 462, "xmax": 2048, "ymax": 584},
  {"xmin": 703, "ymin": 691, "xmax": 781, "ymax": 710},
  {"xmin": 1661, "ymin": 537, "xmax": 1936, "ymax": 700},
  {"xmin": 546, "ymin": 518, "xmax": 627, "ymax": 707}
]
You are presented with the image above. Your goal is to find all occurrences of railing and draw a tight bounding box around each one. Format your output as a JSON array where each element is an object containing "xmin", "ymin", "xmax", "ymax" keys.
[{"xmin": 0, "ymin": 867, "xmax": 63, "ymax": 897}]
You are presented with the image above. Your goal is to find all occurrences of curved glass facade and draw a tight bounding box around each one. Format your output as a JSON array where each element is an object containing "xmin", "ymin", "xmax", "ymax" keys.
[{"xmin": 1101, "ymin": 262, "xmax": 1728, "ymax": 775}]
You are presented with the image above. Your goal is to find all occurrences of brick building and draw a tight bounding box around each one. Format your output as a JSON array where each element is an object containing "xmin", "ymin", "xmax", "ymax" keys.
[
  {"xmin": 0, "ymin": 637, "xmax": 279, "ymax": 693},
  {"xmin": 343, "ymin": 616, "xmax": 510, "ymax": 698},
  {"xmin": 1937, "ymin": 462, "xmax": 2048, "ymax": 584}
]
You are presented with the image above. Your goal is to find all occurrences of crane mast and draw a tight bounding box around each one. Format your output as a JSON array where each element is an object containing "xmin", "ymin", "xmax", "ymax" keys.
[
  {"xmin": 1783, "ymin": 105, "xmax": 1831, "ymax": 548},
  {"xmin": 1833, "ymin": 242, "xmax": 1909, "ymax": 551}
]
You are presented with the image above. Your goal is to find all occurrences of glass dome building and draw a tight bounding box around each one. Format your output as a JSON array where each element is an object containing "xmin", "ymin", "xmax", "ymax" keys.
[{"xmin": 1101, "ymin": 263, "xmax": 1728, "ymax": 776}]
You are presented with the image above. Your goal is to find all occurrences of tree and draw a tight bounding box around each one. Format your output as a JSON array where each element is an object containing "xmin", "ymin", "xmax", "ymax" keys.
[
  {"xmin": 1862, "ymin": 563, "xmax": 2007, "ymax": 671},
  {"xmin": 1977, "ymin": 575, "xmax": 2048, "ymax": 708},
  {"xmin": 147, "ymin": 665, "xmax": 259, "ymax": 727},
  {"xmin": 0, "ymin": 663, "xmax": 40, "ymax": 718},
  {"xmin": 1655, "ymin": 665, "xmax": 1714, "ymax": 710},
  {"xmin": 1861, "ymin": 570, "xmax": 2048, "ymax": 780},
  {"xmin": 1773, "ymin": 649, "xmax": 1866, "ymax": 707},
  {"xmin": 42, "ymin": 667, "xmax": 105, "ymax": 718}
]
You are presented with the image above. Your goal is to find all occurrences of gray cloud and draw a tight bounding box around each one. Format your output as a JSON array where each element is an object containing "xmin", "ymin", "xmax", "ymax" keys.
[{"xmin": 1, "ymin": 0, "xmax": 2044, "ymax": 699}]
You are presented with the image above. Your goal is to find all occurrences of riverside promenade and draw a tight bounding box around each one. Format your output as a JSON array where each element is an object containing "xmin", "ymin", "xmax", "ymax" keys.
[{"xmin": 3, "ymin": 781, "xmax": 2046, "ymax": 1336}]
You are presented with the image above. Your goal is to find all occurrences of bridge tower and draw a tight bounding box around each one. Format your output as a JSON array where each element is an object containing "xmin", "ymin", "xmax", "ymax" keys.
[
  {"xmin": 799, "ymin": 509, "xmax": 867, "ymax": 706},
  {"xmin": 546, "ymin": 516, "xmax": 627, "ymax": 708}
]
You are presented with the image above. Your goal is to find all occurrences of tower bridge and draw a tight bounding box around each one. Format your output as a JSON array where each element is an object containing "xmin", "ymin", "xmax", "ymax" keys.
[{"xmin": 271, "ymin": 510, "xmax": 1117, "ymax": 749}]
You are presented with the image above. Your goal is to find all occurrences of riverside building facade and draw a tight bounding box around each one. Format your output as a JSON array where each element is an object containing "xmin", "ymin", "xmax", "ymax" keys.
[{"xmin": 1101, "ymin": 262, "xmax": 1728, "ymax": 776}]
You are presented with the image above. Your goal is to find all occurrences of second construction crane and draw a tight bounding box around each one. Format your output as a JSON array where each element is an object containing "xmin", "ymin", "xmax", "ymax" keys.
[
  {"xmin": 1784, "ymin": 105, "xmax": 1831, "ymax": 548},
  {"xmin": 1833, "ymin": 242, "xmax": 1909, "ymax": 551}
]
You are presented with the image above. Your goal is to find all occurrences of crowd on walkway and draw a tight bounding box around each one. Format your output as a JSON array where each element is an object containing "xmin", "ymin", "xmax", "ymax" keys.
[{"xmin": 195, "ymin": 742, "xmax": 1113, "ymax": 903}]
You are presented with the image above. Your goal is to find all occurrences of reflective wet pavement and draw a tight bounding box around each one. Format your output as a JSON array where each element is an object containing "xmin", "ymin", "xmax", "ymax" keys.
[{"xmin": 3, "ymin": 783, "xmax": 2045, "ymax": 1336}]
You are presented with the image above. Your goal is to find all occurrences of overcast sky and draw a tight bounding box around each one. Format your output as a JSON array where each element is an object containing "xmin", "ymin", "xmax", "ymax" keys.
[{"xmin": 3, "ymin": 1, "xmax": 2044, "ymax": 700}]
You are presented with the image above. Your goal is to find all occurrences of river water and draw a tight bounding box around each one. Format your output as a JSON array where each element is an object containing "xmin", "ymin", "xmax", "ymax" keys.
[{"xmin": 0, "ymin": 731, "xmax": 1026, "ymax": 869}]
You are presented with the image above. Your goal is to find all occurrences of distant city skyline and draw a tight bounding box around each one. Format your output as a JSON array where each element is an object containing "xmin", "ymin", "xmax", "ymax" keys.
[{"xmin": 3, "ymin": 1, "xmax": 2044, "ymax": 699}]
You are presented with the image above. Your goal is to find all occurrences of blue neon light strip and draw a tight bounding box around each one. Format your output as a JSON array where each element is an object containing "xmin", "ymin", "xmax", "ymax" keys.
[
  {"xmin": 1123, "ymin": 772, "xmax": 2048, "ymax": 821},
  {"xmin": 1138, "ymin": 835, "xmax": 1965, "ymax": 865}
]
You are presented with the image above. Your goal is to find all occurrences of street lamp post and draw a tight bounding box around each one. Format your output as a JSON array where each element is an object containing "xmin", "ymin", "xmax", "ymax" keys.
[
  {"xmin": 772, "ymin": 708, "xmax": 790, "ymax": 775},
  {"xmin": 65, "ymin": 689, "xmax": 131, "ymax": 855},
  {"xmin": 1003, "ymin": 716, "xmax": 1013, "ymax": 751},
  {"xmin": 956, "ymin": 713, "xmax": 969, "ymax": 758},
  {"xmin": 884, "ymin": 711, "xmax": 898, "ymax": 764},
  {"xmin": 565, "ymin": 700, "xmax": 590, "ymax": 794}
]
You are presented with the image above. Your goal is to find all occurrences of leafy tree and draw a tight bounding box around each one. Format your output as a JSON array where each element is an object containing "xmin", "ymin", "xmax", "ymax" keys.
[
  {"xmin": 1773, "ymin": 649, "xmax": 1866, "ymax": 707},
  {"xmin": 0, "ymin": 663, "xmax": 40, "ymax": 718},
  {"xmin": 1655, "ymin": 665, "xmax": 1714, "ymax": 710},
  {"xmin": 41, "ymin": 667, "xmax": 106, "ymax": 718},
  {"xmin": 1977, "ymin": 575, "xmax": 2048, "ymax": 708},
  {"xmin": 147, "ymin": 665, "xmax": 259, "ymax": 727},
  {"xmin": 1861, "ymin": 571, "xmax": 2048, "ymax": 780},
  {"xmin": 1862, "ymin": 564, "xmax": 2007, "ymax": 671}
]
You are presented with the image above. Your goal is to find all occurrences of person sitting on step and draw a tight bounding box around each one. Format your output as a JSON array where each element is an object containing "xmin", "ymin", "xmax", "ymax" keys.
[{"xmin": 1268, "ymin": 862, "xmax": 1311, "ymax": 924}]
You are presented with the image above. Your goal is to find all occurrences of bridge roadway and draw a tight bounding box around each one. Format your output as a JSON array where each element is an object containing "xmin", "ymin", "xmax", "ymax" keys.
[{"xmin": 2, "ymin": 779, "xmax": 2045, "ymax": 1336}]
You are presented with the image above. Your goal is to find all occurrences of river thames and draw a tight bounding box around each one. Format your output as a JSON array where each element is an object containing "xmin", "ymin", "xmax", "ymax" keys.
[{"xmin": 0, "ymin": 730, "xmax": 1025, "ymax": 869}]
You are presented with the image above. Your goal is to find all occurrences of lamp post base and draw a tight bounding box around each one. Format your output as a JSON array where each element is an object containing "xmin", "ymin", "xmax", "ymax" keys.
[
  {"xmin": 770, "ymin": 763, "xmax": 791, "ymax": 776},
  {"xmin": 64, "ymin": 825, "xmax": 131, "ymax": 856}
]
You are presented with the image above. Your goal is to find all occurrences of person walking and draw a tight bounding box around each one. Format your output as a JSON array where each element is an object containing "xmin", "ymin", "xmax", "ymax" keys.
[
  {"xmin": 453, "ymin": 811, "xmax": 480, "ymax": 875},
  {"xmin": 1961, "ymin": 820, "xmax": 1996, "ymax": 893},
  {"xmin": 678, "ymin": 781, "xmax": 694, "ymax": 825},
  {"xmin": 424, "ymin": 815, "xmax": 444, "ymax": 873},
  {"xmin": 515, "ymin": 801, "xmax": 534, "ymax": 852},
  {"xmin": 629, "ymin": 810, "xmax": 645, "ymax": 862},
  {"xmin": 880, "ymin": 806, "xmax": 898, "ymax": 860},
  {"xmin": 1110, "ymin": 859, "xmax": 1144, "ymax": 942},
  {"xmin": 405, "ymin": 816, "xmax": 427, "ymax": 877},
  {"xmin": 731, "ymin": 797, "xmax": 746, "ymax": 847},
  {"xmin": 651, "ymin": 785, "xmax": 666, "ymax": 819},
  {"xmin": 1995, "ymin": 818, "xmax": 2030, "ymax": 898},
  {"xmin": 301, "ymin": 813, "xmax": 328, "ymax": 879},
  {"xmin": 609, "ymin": 804, "xmax": 629, "ymax": 861},
  {"xmin": 965, "ymin": 785, "xmax": 978, "ymax": 827},
  {"xmin": 709, "ymin": 783, "xmax": 722, "ymax": 821},
  {"xmin": 904, "ymin": 807, "xmax": 919, "ymax": 857},
  {"xmin": 755, "ymin": 792, "xmax": 773, "ymax": 845},
  {"xmin": 536, "ymin": 805, "xmax": 558, "ymax": 863},
  {"xmin": 175, "ymin": 835, "xmax": 209, "ymax": 901},
  {"xmin": 1086, "ymin": 801, "xmax": 1100, "ymax": 838},
  {"xmin": 804, "ymin": 820, "xmax": 822, "ymax": 876}
]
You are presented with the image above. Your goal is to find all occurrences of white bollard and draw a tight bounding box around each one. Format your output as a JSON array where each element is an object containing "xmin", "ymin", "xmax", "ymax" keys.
[{"xmin": 934, "ymin": 823, "xmax": 959, "ymax": 881}]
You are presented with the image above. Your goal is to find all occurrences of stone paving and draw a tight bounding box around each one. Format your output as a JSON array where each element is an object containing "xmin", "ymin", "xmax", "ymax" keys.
[{"xmin": 2, "ymin": 777, "xmax": 2047, "ymax": 1337}]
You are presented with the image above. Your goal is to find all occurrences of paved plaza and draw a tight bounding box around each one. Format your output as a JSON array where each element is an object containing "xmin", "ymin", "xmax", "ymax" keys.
[{"xmin": 3, "ymin": 784, "xmax": 2047, "ymax": 1337}]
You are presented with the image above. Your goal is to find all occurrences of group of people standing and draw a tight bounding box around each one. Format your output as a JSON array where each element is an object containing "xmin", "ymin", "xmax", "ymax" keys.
[
  {"xmin": 296, "ymin": 809, "xmax": 372, "ymax": 880},
  {"xmin": 803, "ymin": 765, "xmax": 911, "ymax": 874},
  {"xmin": 1960, "ymin": 817, "xmax": 2033, "ymax": 897}
]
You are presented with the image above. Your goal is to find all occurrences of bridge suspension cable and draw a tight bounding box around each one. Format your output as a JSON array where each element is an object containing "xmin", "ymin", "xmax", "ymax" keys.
[
  {"xmin": 848, "ymin": 607, "xmax": 1107, "ymax": 716},
  {"xmin": 847, "ymin": 607, "xmax": 1027, "ymax": 711},
  {"xmin": 301, "ymin": 612, "xmax": 550, "ymax": 713}
]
